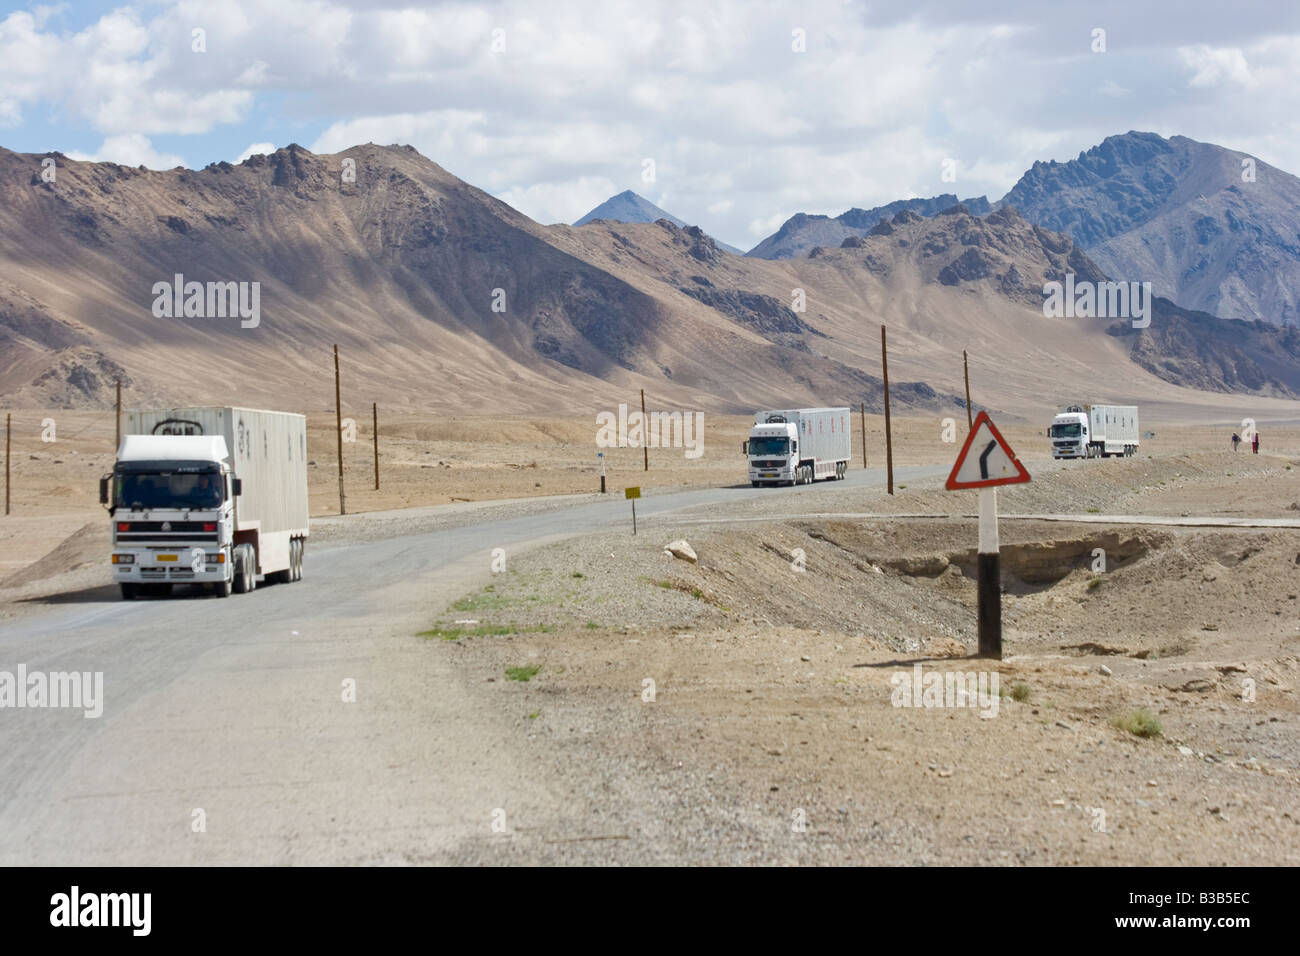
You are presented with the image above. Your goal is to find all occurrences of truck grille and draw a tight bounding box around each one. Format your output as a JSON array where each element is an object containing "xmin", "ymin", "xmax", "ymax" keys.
[
  {"xmin": 117, "ymin": 521, "xmax": 211, "ymax": 532},
  {"xmin": 755, "ymin": 460, "xmax": 784, "ymax": 468},
  {"xmin": 117, "ymin": 533, "xmax": 219, "ymax": 544}
]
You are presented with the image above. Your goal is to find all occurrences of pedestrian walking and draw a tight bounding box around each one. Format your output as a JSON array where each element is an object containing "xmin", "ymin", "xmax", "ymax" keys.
[
  {"xmin": 1232, "ymin": 433, "xmax": 1241, "ymax": 452},
  {"xmin": 1253, "ymin": 431, "xmax": 1260, "ymax": 454}
]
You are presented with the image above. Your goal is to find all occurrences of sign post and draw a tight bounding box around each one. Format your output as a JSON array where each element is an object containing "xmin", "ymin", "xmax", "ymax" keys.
[
  {"xmin": 625, "ymin": 485, "xmax": 640, "ymax": 534},
  {"xmin": 599, "ymin": 452, "xmax": 606, "ymax": 494},
  {"xmin": 945, "ymin": 411, "xmax": 1030, "ymax": 659}
]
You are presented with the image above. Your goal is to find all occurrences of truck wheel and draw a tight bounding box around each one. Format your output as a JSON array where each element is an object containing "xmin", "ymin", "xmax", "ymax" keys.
[
  {"xmin": 233, "ymin": 543, "xmax": 256, "ymax": 594},
  {"xmin": 751, "ymin": 480, "xmax": 759, "ymax": 488},
  {"xmin": 293, "ymin": 538, "xmax": 304, "ymax": 581},
  {"xmin": 214, "ymin": 578, "xmax": 231, "ymax": 598},
  {"xmin": 120, "ymin": 583, "xmax": 138, "ymax": 601}
]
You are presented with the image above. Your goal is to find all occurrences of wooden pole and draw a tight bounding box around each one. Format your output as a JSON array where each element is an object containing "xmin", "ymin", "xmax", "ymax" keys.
[
  {"xmin": 4, "ymin": 413, "xmax": 9, "ymax": 516},
  {"xmin": 641, "ymin": 388, "xmax": 648, "ymax": 472},
  {"xmin": 860, "ymin": 402, "xmax": 867, "ymax": 469},
  {"xmin": 372, "ymin": 402, "xmax": 379, "ymax": 491},
  {"xmin": 881, "ymin": 325, "xmax": 894, "ymax": 495},
  {"xmin": 334, "ymin": 345, "xmax": 346, "ymax": 515},
  {"xmin": 963, "ymin": 350, "xmax": 973, "ymax": 430},
  {"xmin": 115, "ymin": 380, "xmax": 121, "ymax": 451}
]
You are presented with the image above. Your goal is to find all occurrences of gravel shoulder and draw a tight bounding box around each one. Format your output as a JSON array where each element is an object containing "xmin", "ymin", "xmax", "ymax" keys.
[{"xmin": 416, "ymin": 453, "xmax": 1300, "ymax": 864}]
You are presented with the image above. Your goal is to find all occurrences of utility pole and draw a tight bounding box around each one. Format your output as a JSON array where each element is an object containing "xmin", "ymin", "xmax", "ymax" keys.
[
  {"xmin": 115, "ymin": 380, "xmax": 121, "ymax": 452},
  {"xmin": 860, "ymin": 402, "xmax": 867, "ymax": 469},
  {"xmin": 372, "ymin": 402, "xmax": 380, "ymax": 491},
  {"xmin": 334, "ymin": 345, "xmax": 346, "ymax": 515},
  {"xmin": 641, "ymin": 388, "xmax": 648, "ymax": 472},
  {"xmin": 881, "ymin": 325, "xmax": 894, "ymax": 495},
  {"xmin": 963, "ymin": 350, "xmax": 973, "ymax": 430},
  {"xmin": 4, "ymin": 413, "xmax": 10, "ymax": 516}
]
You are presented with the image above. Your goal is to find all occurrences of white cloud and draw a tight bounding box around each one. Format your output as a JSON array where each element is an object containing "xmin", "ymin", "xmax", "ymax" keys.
[
  {"xmin": 66, "ymin": 133, "xmax": 185, "ymax": 169},
  {"xmin": 496, "ymin": 176, "xmax": 618, "ymax": 225},
  {"xmin": 1179, "ymin": 45, "xmax": 1256, "ymax": 88},
  {"xmin": 235, "ymin": 141, "xmax": 275, "ymax": 163},
  {"xmin": 6, "ymin": 1, "xmax": 1300, "ymax": 247}
]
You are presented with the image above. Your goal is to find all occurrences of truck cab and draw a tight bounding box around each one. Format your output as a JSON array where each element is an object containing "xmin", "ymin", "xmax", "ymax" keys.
[
  {"xmin": 1049, "ymin": 408, "xmax": 1089, "ymax": 459},
  {"xmin": 744, "ymin": 421, "xmax": 799, "ymax": 485},
  {"xmin": 101, "ymin": 434, "xmax": 242, "ymax": 599}
]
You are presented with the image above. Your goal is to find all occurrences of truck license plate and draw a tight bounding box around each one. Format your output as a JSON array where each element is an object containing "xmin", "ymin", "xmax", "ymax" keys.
[
  {"xmin": 761, "ymin": 472, "xmax": 777, "ymax": 477},
  {"xmin": 156, "ymin": 554, "xmax": 177, "ymax": 562}
]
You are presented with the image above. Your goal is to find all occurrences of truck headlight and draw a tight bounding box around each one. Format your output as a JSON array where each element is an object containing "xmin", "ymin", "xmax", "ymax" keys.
[{"xmin": 112, "ymin": 554, "xmax": 134, "ymax": 564}]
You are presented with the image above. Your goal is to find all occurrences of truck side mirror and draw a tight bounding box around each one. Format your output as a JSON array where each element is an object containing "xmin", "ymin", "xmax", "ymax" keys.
[
  {"xmin": 741, "ymin": 441, "xmax": 748, "ymax": 455},
  {"xmin": 231, "ymin": 477, "xmax": 243, "ymax": 496},
  {"xmin": 99, "ymin": 477, "xmax": 109, "ymax": 505}
]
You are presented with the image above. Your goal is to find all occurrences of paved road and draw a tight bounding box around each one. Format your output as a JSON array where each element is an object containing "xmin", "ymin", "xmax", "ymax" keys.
[{"xmin": 0, "ymin": 463, "xmax": 947, "ymax": 863}]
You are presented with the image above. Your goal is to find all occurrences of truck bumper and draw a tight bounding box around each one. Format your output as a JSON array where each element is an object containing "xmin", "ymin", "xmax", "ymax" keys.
[{"xmin": 112, "ymin": 548, "xmax": 232, "ymax": 585}]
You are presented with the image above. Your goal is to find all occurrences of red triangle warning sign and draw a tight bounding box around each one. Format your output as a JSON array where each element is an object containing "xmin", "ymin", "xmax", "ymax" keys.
[{"xmin": 945, "ymin": 411, "xmax": 1031, "ymax": 489}]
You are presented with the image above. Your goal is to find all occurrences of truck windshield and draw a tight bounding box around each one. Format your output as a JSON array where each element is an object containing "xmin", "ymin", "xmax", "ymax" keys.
[
  {"xmin": 749, "ymin": 437, "xmax": 790, "ymax": 456},
  {"xmin": 1049, "ymin": 423, "xmax": 1082, "ymax": 439},
  {"xmin": 114, "ymin": 471, "xmax": 223, "ymax": 510}
]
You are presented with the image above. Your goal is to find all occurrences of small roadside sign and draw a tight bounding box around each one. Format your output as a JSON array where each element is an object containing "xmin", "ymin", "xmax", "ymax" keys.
[
  {"xmin": 945, "ymin": 411, "xmax": 1030, "ymax": 490},
  {"xmin": 624, "ymin": 486, "xmax": 641, "ymax": 499},
  {"xmin": 945, "ymin": 410, "xmax": 1028, "ymax": 661}
]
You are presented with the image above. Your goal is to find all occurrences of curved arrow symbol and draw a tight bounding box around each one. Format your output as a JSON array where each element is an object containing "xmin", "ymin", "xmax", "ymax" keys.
[{"xmin": 978, "ymin": 440, "xmax": 997, "ymax": 480}]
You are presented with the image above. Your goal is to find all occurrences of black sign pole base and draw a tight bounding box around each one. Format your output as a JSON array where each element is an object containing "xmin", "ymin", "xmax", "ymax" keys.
[
  {"xmin": 977, "ymin": 488, "xmax": 1002, "ymax": 659},
  {"xmin": 977, "ymin": 552, "xmax": 1001, "ymax": 658}
]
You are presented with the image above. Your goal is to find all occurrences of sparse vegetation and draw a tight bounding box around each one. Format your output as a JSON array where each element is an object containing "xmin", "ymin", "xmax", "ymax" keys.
[
  {"xmin": 419, "ymin": 622, "xmax": 554, "ymax": 640},
  {"xmin": 506, "ymin": 665, "xmax": 541, "ymax": 682},
  {"xmin": 1111, "ymin": 708, "xmax": 1162, "ymax": 738},
  {"xmin": 419, "ymin": 623, "xmax": 514, "ymax": 640},
  {"xmin": 1087, "ymin": 576, "xmax": 1102, "ymax": 590},
  {"xmin": 1009, "ymin": 683, "xmax": 1031, "ymax": 703}
]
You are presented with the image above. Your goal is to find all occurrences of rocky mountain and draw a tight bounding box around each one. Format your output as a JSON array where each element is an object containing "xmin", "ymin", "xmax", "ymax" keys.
[
  {"xmin": 747, "ymin": 194, "xmax": 993, "ymax": 259},
  {"xmin": 574, "ymin": 190, "xmax": 741, "ymax": 254},
  {"xmin": 1001, "ymin": 131, "xmax": 1300, "ymax": 325},
  {"xmin": 1108, "ymin": 300, "xmax": 1300, "ymax": 398},
  {"xmin": 3, "ymin": 142, "xmax": 1297, "ymax": 419},
  {"xmin": 574, "ymin": 189, "xmax": 686, "ymax": 228},
  {"xmin": 0, "ymin": 145, "xmax": 953, "ymax": 413}
]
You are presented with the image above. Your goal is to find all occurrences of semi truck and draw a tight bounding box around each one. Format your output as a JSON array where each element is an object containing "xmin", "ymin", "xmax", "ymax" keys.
[
  {"xmin": 1048, "ymin": 403, "xmax": 1140, "ymax": 459},
  {"xmin": 100, "ymin": 406, "xmax": 309, "ymax": 599},
  {"xmin": 743, "ymin": 407, "xmax": 852, "ymax": 486}
]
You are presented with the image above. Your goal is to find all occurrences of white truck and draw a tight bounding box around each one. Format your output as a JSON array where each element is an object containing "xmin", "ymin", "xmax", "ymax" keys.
[
  {"xmin": 744, "ymin": 407, "xmax": 852, "ymax": 486},
  {"xmin": 1048, "ymin": 403, "xmax": 1140, "ymax": 459},
  {"xmin": 100, "ymin": 406, "xmax": 309, "ymax": 599}
]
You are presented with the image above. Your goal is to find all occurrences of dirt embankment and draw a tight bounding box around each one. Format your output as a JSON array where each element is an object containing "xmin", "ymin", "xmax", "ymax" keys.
[{"xmin": 415, "ymin": 455, "xmax": 1300, "ymax": 864}]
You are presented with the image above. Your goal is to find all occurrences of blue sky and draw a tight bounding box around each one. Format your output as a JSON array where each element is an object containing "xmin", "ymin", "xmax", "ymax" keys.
[{"xmin": 4, "ymin": 1, "xmax": 1300, "ymax": 249}]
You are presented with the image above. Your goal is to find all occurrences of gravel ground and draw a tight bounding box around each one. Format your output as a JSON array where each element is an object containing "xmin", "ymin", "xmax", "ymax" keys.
[{"xmin": 419, "ymin": 453, "xmax": 1300, "ymax": 864}]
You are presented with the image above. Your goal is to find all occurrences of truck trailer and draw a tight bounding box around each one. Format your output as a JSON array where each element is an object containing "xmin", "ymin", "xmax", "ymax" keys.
[
  {"xmin": 1048, "ymin": 403, "xmax": 1139, "ymax": 459},
  {"xmin": 744, "ymin": 407, "xmax": 852, "ymax": 486},
  {"xmin": 100, "ymin": 406, "xmax": 309, "ymax": 599}
]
